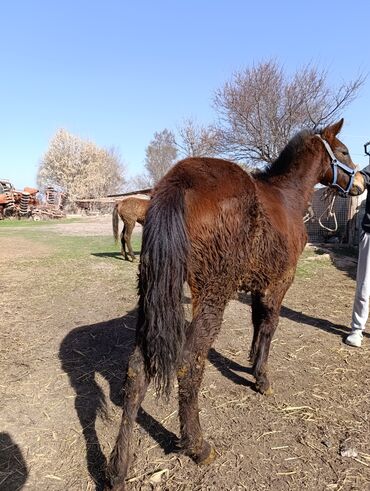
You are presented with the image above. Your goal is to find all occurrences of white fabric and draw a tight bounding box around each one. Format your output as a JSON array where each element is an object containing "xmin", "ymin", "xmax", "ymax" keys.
[
  {"xmin": 351, "ymin": 231, "xmax": 370, "ymax": 331},
  {"xmin": 345, "ymin": 330, "xmax": 363, "ymax": 347}
]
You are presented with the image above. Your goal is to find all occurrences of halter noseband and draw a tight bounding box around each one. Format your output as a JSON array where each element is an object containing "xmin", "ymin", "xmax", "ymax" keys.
[{"xmin": 316, "ymin": 135, "xmax": 355, "ymax": 195}]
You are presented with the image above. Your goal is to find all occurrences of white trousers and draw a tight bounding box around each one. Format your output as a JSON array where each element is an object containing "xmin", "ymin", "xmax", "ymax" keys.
[{"xmin": 351, "ymin": 231, "xmax": 370, "ymax": 331}]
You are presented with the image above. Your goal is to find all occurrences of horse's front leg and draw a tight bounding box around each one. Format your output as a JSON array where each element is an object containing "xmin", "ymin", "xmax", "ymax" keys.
[
  {"xmin": 105, "ymin": 346, "xmax": 149, "ymax": 490},
  {"xmin": 250, "ymin": 284, "xmax": 290, "ymax": 395}
]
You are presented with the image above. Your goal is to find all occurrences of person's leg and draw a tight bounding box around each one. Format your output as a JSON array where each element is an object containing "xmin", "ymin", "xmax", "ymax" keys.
[{"xmin": 346, "ymin": 231, "xmax": 370, "ymax": 347}]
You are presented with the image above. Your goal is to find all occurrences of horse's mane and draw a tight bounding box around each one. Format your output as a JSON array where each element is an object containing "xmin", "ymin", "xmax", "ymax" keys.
[{"xmin": 255, "ymin": 129, "xmax": 316, "ymax": 180}]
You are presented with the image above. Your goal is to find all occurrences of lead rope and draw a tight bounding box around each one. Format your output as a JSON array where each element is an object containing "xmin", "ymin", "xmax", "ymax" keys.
[
  {"xmin": 303, "ymin": 204, "xmax": 314, "ymax": 223},
  {"xmin": 318, "ymin": 191, "xmax": 338, "ymax": 232}
]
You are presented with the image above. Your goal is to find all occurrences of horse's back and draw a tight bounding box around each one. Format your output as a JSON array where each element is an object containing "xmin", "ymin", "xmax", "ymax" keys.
[
  {"xmin": 161, "ymin": 158, "xmax": 255, "ymax": 233},
  {"xmin": 173, "ymin": 157, "xmax": 253, "ymax": 195}
]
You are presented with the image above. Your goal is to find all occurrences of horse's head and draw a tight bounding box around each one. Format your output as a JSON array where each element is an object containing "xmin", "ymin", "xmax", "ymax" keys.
[{"xmin": 317, "ymin": 119, "xmax": 364, "ymax": 196}]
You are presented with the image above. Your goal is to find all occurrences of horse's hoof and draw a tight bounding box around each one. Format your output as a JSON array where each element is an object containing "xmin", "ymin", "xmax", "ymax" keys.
[
  {"xmin": 263, "ymin": 385, "xmax": 274, "ymax": 396},
  {"xmin": 255, "ymin": 379, "xmax": 273, "ymax": 395},
  {"xmin": 198, "ymin": 445, "xmax": 217, "ymax": 465},
  {"xmin": 193, "ymin": 441, "xmax": 217, "ymax": 465}
]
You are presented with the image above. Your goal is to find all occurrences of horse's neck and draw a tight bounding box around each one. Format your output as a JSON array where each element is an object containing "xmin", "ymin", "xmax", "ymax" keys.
[{"xmin": 262, "ymin": 155, "xmax": 321, "ymax": 212}]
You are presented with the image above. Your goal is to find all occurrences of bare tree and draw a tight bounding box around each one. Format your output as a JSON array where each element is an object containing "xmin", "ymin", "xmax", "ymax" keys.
[
  {"xmin": 177, "ymin": 118, "xmax": 220, "ymax": 157},
  {"xmin": 145, "ymin": 129, "xmax": 177, "ymax": 185},
  {"xmin": 37, "ymin": 129, "xmax": 126, "ymax": 203},
  {"xmin": 214, "ymin": 60, "xmax": 365, "ymax": 165},
  {"xmin": 125, "ymin": 173, "xmax": 152, "ymax": 192}
]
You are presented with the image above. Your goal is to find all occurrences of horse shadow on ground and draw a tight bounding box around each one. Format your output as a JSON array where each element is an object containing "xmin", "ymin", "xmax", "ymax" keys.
[
  {"xmin": 91, "ymin": 251, "xmax": 141, "ymax": 261},
  {"xmin": 237, "ymin": 292, "xmax": 370, "ymax": 340},
  {"xmin": 208, "ymin": 348, "xmax": 255, "ymax": 390},
  {"xmin": 59, "ymin": 308, "xmax": 258, "ymax": 490},
  {"xmin": 59, "ymin": 310, "xmax": 179, "ymax": 490},
  {"xmin": 0, "ymin": 433, "xmax": 28, "ymax": 491}
]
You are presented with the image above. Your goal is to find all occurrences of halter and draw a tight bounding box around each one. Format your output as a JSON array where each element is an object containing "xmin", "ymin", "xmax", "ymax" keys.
[{"xmin": 316, "ymin": 135, "xmax": 355, "ymax": 195}]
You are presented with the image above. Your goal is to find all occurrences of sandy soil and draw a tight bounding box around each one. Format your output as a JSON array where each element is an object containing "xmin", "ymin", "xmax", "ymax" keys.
[{"xmin": 1, "ymin": 216, "xmax": 369, "ymax": 491}]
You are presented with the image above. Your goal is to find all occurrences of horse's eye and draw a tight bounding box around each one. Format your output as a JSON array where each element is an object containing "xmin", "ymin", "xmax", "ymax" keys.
[{"xmin": 342, "ymin": 150, "xmax": 349, "ymax": 156}]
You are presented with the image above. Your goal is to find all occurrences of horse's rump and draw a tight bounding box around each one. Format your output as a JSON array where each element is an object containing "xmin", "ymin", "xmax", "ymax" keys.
[{"xmin": 181, "ymin": 159, "xmax": 294, "ymax": 290}]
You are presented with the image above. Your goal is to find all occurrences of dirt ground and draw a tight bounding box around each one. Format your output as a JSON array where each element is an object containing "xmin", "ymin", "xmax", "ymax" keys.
[{"xmin": 1, "ymin": 216, "xmax": 370, "ymax": 491}]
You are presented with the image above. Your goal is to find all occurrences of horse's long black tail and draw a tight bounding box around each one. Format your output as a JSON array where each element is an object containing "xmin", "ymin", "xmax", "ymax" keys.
[
  {"xmin": 136, "ymin": 179, "xmax": 189, "ymax": 397},
  {"xmin": 112, "ymin": 203, "xmax": 119, "ymax": 242}
]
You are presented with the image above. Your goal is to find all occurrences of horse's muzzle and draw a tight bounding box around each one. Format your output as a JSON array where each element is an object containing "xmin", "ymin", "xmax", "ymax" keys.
[{"xmin": 348, "ymin": 172, "xmax": 366, "ymax": 196}]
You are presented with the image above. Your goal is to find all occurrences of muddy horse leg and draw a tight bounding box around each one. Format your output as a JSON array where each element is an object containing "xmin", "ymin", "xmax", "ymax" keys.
[
  {"xmin": 249, "ymin": 287, "xmax": 288, "ymax": 395},
  {"xmin": 123, "ymin": 221, "xmax": 136, "ymax": 261},
  {"xmin": 249, "ymin": 292, "xmax": 265, "ymax": 366},
  {"xmin": 177, "ymin": 300, "xmax": 227, "ymax": 464},
  {"xmin": 106, "ymin": 346, "xmax": 149, "ymax": 490}
]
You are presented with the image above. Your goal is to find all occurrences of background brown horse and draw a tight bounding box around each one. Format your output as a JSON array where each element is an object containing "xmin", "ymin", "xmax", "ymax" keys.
[
  {"xmin": 112, "ymin": 197, "xmax": 150, "ymax": 261},
  {"xmin": 106, "ymin": 120, "xmax": 362, "ymax": 490}
]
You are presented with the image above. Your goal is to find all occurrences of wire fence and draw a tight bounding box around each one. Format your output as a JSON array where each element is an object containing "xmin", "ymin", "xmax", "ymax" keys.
[{"xmin": 305, "ymin": 189, "xmax": 366, "ymax": 245}]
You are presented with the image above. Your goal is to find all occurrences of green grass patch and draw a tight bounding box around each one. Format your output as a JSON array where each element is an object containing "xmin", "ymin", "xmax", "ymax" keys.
[
  {"xmin": 49, "ymin": 234, "xmax": 142, "ymax": 260},
  {"xmin": 295, "ymin": 248, "xmax": 331, "ymax": 278},
  {"xmin": 0, "ymin": 217, "xmax": 84, "ymax": 228},
  {"xmin": 1, "ymin": 226, "xmax": 143, "ymax": 296},
  {"xmin": 1, "ymin": 222, "xmax": 142, "ymax": 264}
]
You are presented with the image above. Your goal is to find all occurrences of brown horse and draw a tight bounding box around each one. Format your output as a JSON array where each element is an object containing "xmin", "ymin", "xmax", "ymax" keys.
[
  {"xmin": 105, "ymin": 120, "xmax": 362, "ymax": 490},
  {"xmin": 112, "ymin": 197, "xmax": 150, "ymax": 261}
]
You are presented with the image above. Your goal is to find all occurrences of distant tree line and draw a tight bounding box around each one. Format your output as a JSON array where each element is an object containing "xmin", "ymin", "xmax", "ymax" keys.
[{"xmin": 37, "ymin": 60, "xmax": 364, "ymax": 198}]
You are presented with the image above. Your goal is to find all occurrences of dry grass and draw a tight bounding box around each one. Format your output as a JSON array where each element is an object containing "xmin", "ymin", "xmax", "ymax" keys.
[{"xmin": 1, "ymin": 216, "xmax": 370, "ymax": 490}]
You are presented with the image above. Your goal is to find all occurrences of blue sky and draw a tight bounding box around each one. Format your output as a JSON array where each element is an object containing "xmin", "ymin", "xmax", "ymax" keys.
[{"xmin": 1, "ymin": 0, "xmax": 369, "ymax": 190}]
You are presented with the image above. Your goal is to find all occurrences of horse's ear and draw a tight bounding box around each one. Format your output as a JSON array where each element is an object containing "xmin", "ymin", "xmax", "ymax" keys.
[{"xmin": 322, "ymin": 118, "xmax": 344, "ymax": 141}]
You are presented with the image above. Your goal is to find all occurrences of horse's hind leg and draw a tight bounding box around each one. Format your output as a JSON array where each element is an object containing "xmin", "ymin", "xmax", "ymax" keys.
[
  {"xmin": 106, "ymin": 346, "xmax": 149, "ymax": 490},
  {"xmin": 123, "ymin": 221, "xmax": 136, "ymax": 261},
  {"xmin": 249, "ymin": 285, "xmax": 290, "ymax": 394},
  {"xmin": 120, "ymin": 224, "xmax": 128, "ymax": 260},
  {"xmin": 177, "ymin": 299, "xmax": 227, "ymax": 464}
]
